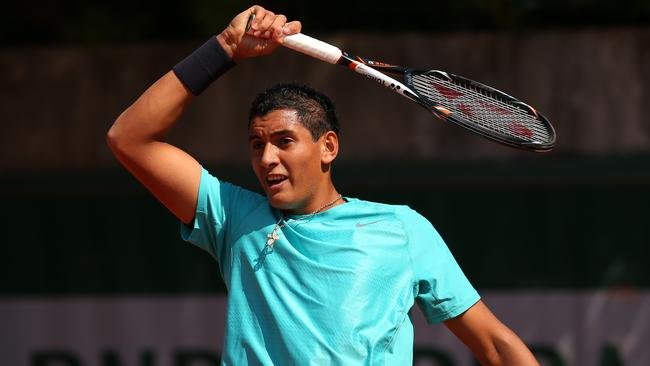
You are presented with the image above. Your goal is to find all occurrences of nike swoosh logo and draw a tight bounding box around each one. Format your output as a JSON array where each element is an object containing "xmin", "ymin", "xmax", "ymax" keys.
[{"xmin": 355, "ymin": 220, "xmax": 383, "ymax": 228}]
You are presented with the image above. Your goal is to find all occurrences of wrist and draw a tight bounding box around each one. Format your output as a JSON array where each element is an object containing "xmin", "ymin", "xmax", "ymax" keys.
[
  {"xmin": 216, "ymin": 32, "xmax": 237, "ymax": 60},
  {"xmin": 172, "ymin": 36, "xmax": 235, "ymax": 95}
]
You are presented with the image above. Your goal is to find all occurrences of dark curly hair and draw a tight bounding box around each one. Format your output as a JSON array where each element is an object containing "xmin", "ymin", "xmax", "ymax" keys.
[{"xmin": 248, "ymin": 82, "xmax": 340, "ymax": 141}]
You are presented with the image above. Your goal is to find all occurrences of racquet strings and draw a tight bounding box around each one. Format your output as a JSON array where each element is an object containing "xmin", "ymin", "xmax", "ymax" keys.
[{"xmin": 410, "ymin": 73, "xmax": 553, "ymax": 144}]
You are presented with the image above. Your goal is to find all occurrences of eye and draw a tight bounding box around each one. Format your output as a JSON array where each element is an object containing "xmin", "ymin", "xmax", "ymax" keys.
[
  {"xmin": 279, "ymin": 137, "xmax": 294, "ymax": 146},
  {"xmin": 250, "ymin": 141, "xmax": 264, "ymax": 150}
]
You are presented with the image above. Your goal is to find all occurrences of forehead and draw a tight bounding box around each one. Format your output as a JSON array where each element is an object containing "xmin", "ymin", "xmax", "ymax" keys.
[{"xmin": 249, "ymin": 109, "xmax": 308, "ymax": 136}]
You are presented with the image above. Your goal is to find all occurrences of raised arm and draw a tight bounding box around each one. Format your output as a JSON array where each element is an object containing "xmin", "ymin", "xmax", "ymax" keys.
[
  {"xmin": 444, "ymin": 300, "xmax": 539, "ymax": 366},
  {"xmin": 106, "ymin": 5, "xmax": 301, "ymax": 224}
]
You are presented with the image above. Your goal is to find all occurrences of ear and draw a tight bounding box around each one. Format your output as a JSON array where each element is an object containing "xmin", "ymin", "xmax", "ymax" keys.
[{"xmin": 320, "ymin": 131, "xmax": 339, "ymax": 164}]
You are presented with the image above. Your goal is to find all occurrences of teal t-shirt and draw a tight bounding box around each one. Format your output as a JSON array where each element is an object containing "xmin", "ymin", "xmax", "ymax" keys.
[{"xmin": 181, "ymin": 168, "xmax": 480, "ymax": 365}]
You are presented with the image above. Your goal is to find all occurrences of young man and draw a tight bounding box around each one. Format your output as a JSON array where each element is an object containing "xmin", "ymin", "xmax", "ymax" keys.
[{"xmin": 107, "ymin": 5, "xmax": 539, "ymax": 365}]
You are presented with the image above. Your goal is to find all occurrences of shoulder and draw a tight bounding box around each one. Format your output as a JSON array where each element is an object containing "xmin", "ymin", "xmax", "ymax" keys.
[
  {"xmin": 342, "ymin": 197, "xmax": 404, "ymax": 217},
  {"xmin": 358, "ymin": 199, "xmax": 439, "ymax": 243},
  {"xmin": 351, "ymin": 197, "xmax": 426, "ymax": 218},
  {"xmin": 344, "ymin": 198, "xmax": 431, "ymax": 228},
  {"xmin": 344, "ymin": 197, "xmax": 409, "ymax": 211}
]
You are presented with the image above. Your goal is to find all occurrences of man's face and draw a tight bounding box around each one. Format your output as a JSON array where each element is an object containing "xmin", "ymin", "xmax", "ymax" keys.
[{"xmin": 248, "ymin": 109, "xmax": 329, "ymax": 214}]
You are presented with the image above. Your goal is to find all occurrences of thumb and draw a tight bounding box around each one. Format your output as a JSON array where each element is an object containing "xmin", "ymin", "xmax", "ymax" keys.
[
  {"xmin": 231, "ymin": 7, "xmax": 257, "ymax": 35},
  {"xmin": 218, "ymin": 7, "xmax": 260, "ymax": 60}
]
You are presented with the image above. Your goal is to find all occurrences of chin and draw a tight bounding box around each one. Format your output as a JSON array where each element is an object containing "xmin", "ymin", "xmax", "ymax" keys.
[
  {"xmin": 266, "ymin": 193, "xmax": 292, "ymax": 210},
  {"xmin": 267, "ymin": 193, "xmax": 305, "ymax": 213}
]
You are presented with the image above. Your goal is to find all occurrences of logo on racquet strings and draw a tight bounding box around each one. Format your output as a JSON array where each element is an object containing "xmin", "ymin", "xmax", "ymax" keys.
[{"xmin": 428, "ymin": 79, "xmax": 536, "ymax": 139}]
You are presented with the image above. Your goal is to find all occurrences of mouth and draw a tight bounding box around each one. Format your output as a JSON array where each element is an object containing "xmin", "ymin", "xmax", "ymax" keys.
[{"xmin": 266, "ymin": 174, "xmax": 288, "ymax": 189}]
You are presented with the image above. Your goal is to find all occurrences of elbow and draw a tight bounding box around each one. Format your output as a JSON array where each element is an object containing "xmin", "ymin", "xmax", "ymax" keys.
[
  {"xmin": 106, "ymin": 121, "xmax": 123, "ymax": 154},
  {"xmin": 106, "ymin": 123, "xmax": 117, "ymax": 148},
  {"xmin": 106, "ymin": 115, "xmax": 131, "ymax": 157}
]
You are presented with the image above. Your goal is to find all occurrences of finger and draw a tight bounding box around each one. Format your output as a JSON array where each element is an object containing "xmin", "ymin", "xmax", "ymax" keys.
[
  {"xmin": 270, "ymin": 14, "xmax": 288, "ymax": 39},
  {"xmin": 254, "ymin": 11, "xmax": 277, "ymax": 37},
  {"xmin": 282, "ymin": 20, "xmax": 302, "ymax": 35},
  {"xmin": 233, "ymin": 5, "xmax": 263, "ymax": 33},
  {"xmin": 243, "ymin": 6, "xmax": 261, "ymax": 31}
]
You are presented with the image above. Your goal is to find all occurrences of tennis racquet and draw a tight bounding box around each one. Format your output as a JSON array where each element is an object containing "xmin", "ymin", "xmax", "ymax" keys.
[{"xmin": 280, "ymin": 33, "xmax": 556, "ymax": 152}]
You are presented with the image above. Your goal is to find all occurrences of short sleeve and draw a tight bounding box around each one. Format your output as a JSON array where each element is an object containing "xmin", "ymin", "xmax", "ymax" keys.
[
  {"xmin": 400, "ymin": 207, "xmax": 480, "ymax": 324},
  {"xmin": 180, "ymin": 167, "xmax": 264, "ymax": 265}
]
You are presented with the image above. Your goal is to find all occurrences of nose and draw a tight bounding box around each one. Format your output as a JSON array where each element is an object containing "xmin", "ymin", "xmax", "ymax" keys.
[{"xmin": 260, "ymin": 142, "xmax": 279, "ymax": 169}]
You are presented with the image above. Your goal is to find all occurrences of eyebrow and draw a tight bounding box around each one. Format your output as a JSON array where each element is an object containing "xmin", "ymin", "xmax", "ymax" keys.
[{"xmin": 248, "ymin": 129, "xmax": 296, "ymax": 141}]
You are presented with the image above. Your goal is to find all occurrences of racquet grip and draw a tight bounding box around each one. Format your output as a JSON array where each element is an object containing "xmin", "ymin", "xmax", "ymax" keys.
[{"xmin": 282, "ymin": 33, "xmax": 342, "ymax": 64}]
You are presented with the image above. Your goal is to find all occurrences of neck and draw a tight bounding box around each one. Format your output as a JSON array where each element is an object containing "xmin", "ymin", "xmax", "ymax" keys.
[{"xmin": 285, "ymin": 187, "xmax": 343, "ymax": 216}]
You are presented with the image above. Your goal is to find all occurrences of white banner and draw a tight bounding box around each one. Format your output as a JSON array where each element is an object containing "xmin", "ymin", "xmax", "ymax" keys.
[{"xmin": 1, "ymin": 291, "xmax": 648, "ymax": 366}]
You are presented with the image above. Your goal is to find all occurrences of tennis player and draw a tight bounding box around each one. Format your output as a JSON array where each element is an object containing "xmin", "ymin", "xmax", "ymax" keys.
[{"xmin": 107, "ymin": 5, "xmax": 539, "ymax": 365}]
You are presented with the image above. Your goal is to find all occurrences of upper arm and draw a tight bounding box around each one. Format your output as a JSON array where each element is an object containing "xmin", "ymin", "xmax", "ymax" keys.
[
  {"xmin": 111, "ymin": 140, "xmax": 202, "ymax": 224},
  {"xmin": 107, "ymin": 71, "xmax": 202, "ymax": 224}
]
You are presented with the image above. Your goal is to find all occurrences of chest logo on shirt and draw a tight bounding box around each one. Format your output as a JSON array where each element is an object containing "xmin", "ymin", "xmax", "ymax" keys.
[{"xmin": 355, "ymin": 220, "xmax": 384, "ymax": 228}]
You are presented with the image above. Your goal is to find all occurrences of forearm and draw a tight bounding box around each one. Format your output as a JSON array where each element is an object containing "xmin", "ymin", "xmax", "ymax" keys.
[{"xmin": 107, "ymin": 71, "xmax": 192, "ymax": 149}]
